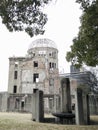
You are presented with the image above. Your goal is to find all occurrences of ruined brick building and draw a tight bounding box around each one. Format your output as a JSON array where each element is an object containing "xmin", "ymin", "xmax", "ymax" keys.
[
  {"xmin": 0, "ymin": 38, "xmax": 60, "ymax": 112},
  {"xmin": 0, "ymin": 38, "xmax": 97, "ymax": 115},
  {"xmin": 8, "ymin": 38, "xmax": 59, "ymax": 94}
]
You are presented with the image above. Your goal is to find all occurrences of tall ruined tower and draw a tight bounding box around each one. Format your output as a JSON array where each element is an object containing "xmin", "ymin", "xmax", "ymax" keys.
[{"xmin": 8, "ymin": 38, "xmax": 59, "ymax": 96}]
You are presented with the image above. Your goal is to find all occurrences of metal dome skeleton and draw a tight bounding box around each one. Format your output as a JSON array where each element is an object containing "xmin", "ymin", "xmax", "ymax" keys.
[{"xmin": 28, "ymin": 38, "xmax": 57, "ymax": 50}]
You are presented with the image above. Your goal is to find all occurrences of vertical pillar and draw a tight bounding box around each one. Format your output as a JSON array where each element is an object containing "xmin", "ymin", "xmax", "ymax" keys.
[
  {"xmin": 60, "ymin": 78, "xmax": 71, "ymax": 113},
  {"xmin": 53, "ymin": 95, "xmax": 57, "ymax": 113},
  {"xmin": 53, "ymin": 95, "xmax": 60, "ymax": 113},
  {"xmin": 32, "ymin": 89, "xmax": 44, "ymax": 122},
  {"xmin": 87, "ymin": 95, "xmax": 90, "ymax": 124},
  {"xmin": 83, "ymin": 94, "xmax": 90, "ymax": 125},
  {"xmin": 89, "ymin": 94, "xmax": 97, "ymax": 115},
  {"xmin": 75, "ymin": 88, "xmax": 84, "ymax": 125}
]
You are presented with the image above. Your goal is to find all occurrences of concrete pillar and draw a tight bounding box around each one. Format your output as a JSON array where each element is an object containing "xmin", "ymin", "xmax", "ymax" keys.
[
  {"xmin": 89, "ymin": 94, "xmax": 97, "ymax": 115},
  {"xmin": 53, "ymin": 95, "xmax": 60, "ymax": 113},
  {"xmin": 60, "ymin": 78, "xmax": 71, "ymax": 113},
  {"xmin": 75, "ymin": 88, "xmax": 84, "ymax": 125},
  {"xmin": 32, "ymin": 89, "xmax": 44, "ymax": 122},
  {"xmin": 83, "ymin": 94, "xmax": 90, "ymax": 125},
  {"xmin": 75, "ymin": 87, "xmax": 90, "ymax": 125},
  {"xmin": 44, "ymin": 98, "xmax": 49, "ymax": 113},
  {"xmin": 0, "ymin": 92, "xmax": 8, "ymax": 112}
]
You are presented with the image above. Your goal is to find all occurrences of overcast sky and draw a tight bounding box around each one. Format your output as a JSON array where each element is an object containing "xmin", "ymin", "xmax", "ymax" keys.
[{"xmin": 0, "ymin": 0, "xmax": 82, "ymax": 91}]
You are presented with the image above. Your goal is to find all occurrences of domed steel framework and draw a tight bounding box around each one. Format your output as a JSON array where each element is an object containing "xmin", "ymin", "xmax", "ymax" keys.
[{"xmin": 28, "ymin": 38, "xmax": 57, "ymax": 50}]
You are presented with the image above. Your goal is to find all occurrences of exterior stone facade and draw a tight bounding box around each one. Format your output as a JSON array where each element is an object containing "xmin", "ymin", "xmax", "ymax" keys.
[
  {"xmin": 6, "ymin": 38, "xmax": 60, "ymax": 112},
  {"xmin": 8, "ymin": 38, "xmax": 59, "ymax": 95}
]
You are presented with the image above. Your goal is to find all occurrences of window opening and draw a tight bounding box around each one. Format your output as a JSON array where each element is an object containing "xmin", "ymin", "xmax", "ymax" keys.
[
  {"xmin": 52, "ymin": 63, "xmax": 54, "ymax": 68},
  {"xmin": 15, "ymin": 62, "xmax": 18, "ymax": 67},
  {"xmin": 49, "ymin": 53, "xmax": 52, "ymax": 56},
  {"xmin": 15, "ymin": 98, "xmax": 19, "ymax": 109},
  {"xmin": 14, "ymin": 71, "xmax": 18, "ymax": 79},
  {"xmin": 13, "ymin": 85, "xmax": 17, "ymax": 93},
  {"xmin": 49, "ymin": 62, "xmax": 52, "ymax": 68},
  {"xmin": 21, "ymin": 101, "xmax": 25, "ymax": 108},
  {"xmin": 33, "ymin": 73, "xmax": 39, "ymax": 83},
  {"xmin": 34, "ymin": 61, "xmax": 38, "ymax": 67}
]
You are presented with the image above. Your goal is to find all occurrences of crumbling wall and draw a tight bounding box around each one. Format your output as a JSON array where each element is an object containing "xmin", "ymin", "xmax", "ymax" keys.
[{"xmin": 0, "ymin": 92, "xmax": 8, "ymax": 112}]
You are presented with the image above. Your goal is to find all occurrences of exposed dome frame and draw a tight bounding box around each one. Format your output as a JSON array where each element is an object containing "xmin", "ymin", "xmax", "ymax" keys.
[{"xmin": 28, "ymin": 38, "xmax": 58, "ymax": 50}]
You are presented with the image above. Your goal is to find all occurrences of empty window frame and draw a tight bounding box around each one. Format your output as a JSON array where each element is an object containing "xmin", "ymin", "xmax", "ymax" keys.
[
  {"xmin": 38, "ymin": 50, "xmax": 46, "ymax": 57},
  {"xmin": 14, "ymin": 71, "xmax": 18, "ymax": 79},
  {"xmin": 33, "ymin": 73, "xmax": 39, "ymax": 83},
  {"xmin": 49, "ymin": 62, "xmax": 56, "ymax": 69},
  {"xmin": 49, "ymin": 53, "xmax": 52, "ymax": 57},
  {"xmin": 52, "ymin": 63, "xmax": 54, "ymax": 68},
  {"xmin": 13, "ymin": 85, "xmax": 17, "ymax": 93},
  {"xmin": 21, "ymin": 101, "xmax": 25, "ymax": 108},
  {"xmin": 34, "ymin": 61, "xmax": 38, "ymax": 67},
  {"xmin": 15, "ymin": 98, "xmax": 19, "ymax": 109},
  {"xmin": 49, "ymin": 62, "xmax": 52, "ymax": 68},
  {"xmin": 15, "ymin": 62, "xmax": 18, "ymax": 67}
]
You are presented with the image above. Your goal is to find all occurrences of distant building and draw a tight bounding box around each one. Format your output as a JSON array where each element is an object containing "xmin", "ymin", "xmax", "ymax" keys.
[
  {"xmin": 0, "ymin": 38, "xmax": 60, "ymax": 112},
  {"xmin": 8, "ymin": 38, "xmax": 59, "ymax": 95}
]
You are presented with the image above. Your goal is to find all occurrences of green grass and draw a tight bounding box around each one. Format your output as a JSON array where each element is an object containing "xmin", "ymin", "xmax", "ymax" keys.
[{"xmin": 0, "ymin": 112, "xmax": 98, "ymax": 130}]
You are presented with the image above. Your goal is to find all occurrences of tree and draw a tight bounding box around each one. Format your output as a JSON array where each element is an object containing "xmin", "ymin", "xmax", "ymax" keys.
[
  {"xmin": 89, "ymin": 67, "xmax": 98, "ymax": 93},
  {"xmin": 0, "ymin": 0, "xmax": 52, "ymax": 37},
  {"xmin": 66, "ymin": 0, "xmax": 98, "ymax": 67},
  {"xmin": 76, "ymin": 0, "xmax": 96, "ymax": 10}
]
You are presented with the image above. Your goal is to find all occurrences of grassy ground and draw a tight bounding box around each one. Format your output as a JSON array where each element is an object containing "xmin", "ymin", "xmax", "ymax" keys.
[{"xmin": 0, "ymin": 112, "xmax": 98, "ymax": 130}]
